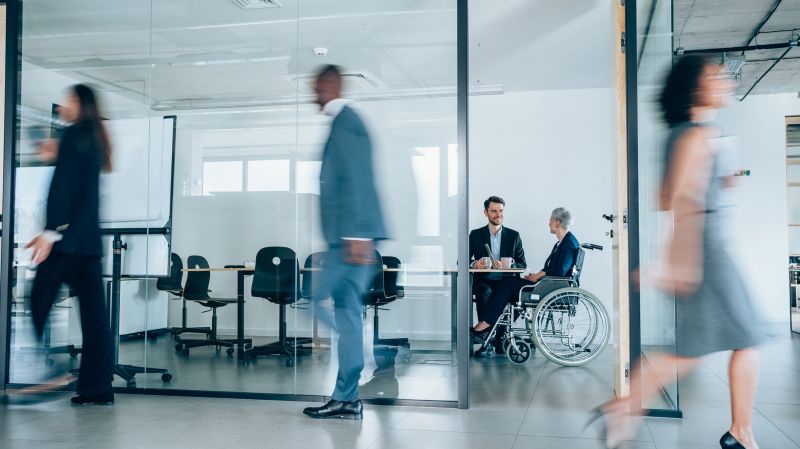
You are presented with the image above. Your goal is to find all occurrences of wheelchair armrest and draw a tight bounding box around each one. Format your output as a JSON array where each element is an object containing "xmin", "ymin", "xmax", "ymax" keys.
[{"xmin": 518, "ymin": 277, "xmax": 574, "ymax": 304}]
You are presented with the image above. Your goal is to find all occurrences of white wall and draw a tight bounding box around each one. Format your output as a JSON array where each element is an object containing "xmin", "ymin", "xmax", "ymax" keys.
[{"xmin": 716, "ymin": 93, "xmax": 800, "ymax": 324}]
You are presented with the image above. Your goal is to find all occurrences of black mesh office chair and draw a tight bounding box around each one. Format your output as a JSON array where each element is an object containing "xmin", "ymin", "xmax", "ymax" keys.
[
  {"xmin": 364, "ymin": 254, "xmax": 410, "ymax": 349},
  {"xmin": 159, "ymin": 253, "xmax": 212, "ymax": 340},
  {"xmin": 174, "ymin": 255, "xmax": 252, "ymax": 356},
  {"xmin": 243, "ymin": 247, "xmax": 312, "ymax": 367}
]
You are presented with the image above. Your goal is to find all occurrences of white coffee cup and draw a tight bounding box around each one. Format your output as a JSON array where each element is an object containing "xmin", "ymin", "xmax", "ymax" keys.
[{"xmin": 500, "ymin": 257, "xmax": 515, "ymax": 269}]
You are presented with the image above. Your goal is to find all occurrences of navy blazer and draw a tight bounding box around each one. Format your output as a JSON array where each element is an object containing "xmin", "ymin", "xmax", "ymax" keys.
[
  {"xmin": 46, "ymin": 121, "xmax": 103, "ymax": 257},
  {"xmin": 542, "ymin": 231, "xmax": 580, "ymax": 277},
  {"xmin": 319, "ymin": 105, "xmax": 387, "ymax": 245}
]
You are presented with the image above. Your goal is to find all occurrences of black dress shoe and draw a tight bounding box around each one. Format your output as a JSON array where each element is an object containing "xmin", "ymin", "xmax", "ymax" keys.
[
  {"xmin": 303, "ymin": 399, "xmax": 363, "ymax": 420},
  {"xmin": 470, "ymin": 328, "xmax": 491, "ymax": 343},
  {"xmin": 70, "ymin": 391, "xmax": 114, "ymax": 406},
  {"xmin": 719, "ymin": 432, "xmax": 746, "ymax": 449}
]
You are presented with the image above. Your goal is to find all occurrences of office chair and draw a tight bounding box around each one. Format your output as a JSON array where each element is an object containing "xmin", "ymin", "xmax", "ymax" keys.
[
  {"xmin": 243, "ymin": 247, "xmax": 312, "ymax": 367},
  {"xmin": 364, "ymin": 254, "xmax": 410, "ymax": 349},
  {"xmin": 44, "ymin": 287, "xmax": 81, "ymax": 366},
  {"xmin": 301, "ymin": 251, "xmax": 327, "ymax": 345},
  {"xmin": 159, "ymin": 253, "xmax": 212, "ymax": 340},
  {"xmin": 174, "ymin": 255, "xmax": 251, "ymax": 356}
]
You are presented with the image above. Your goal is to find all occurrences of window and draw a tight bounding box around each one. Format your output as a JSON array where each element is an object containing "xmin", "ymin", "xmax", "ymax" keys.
[
  {"xmin": 296, "ymin": 161, "xmax": 322, "ymax": 194},
  {"xmin": 247, "ymin": 159, "xmax": 290, "ymax": 192},
  {"xmin": 202, "ymin": 161, "xmax": 243, "ymax": 196}
]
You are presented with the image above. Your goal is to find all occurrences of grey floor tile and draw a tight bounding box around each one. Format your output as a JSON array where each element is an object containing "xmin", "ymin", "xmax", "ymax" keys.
[
  {"xmin": 369, "ymin": 429, "xmax": 515, "ymax": 449},
  {"xmin": 653, "ymin": 444, "xmax": 720, "ymax": 449},
  {"xmin": 754, "ymin": 403, "xmax": 800, "ymax": 446},
  {"xmin": 0, "ymin": 439, "xmax": 84, "ymax": 449},
  {"xmin": 394, "ymin": 406, "xmax": 524, "ymax": 435},
  {"xmin": 513, "ymin": 435, "xmax": 656, "ymax": 449},
  {"xmin": 645, "ymin": 416, "xmax": 799, "ymax": 449}
]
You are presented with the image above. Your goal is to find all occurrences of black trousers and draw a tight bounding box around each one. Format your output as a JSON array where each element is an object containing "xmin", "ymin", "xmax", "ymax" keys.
[
  {"xmin": 30, "ymin": 252, "xmax": 113, "ymax": 395},
  {"xmin": 472, "ymin": 278, "xmax": 502, "ymax": 323},
  {"xmin": 484, "ymin": 276, "xmax": 535, "ymax": 326}
]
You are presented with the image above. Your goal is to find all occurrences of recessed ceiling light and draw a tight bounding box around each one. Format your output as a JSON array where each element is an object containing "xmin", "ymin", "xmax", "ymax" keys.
[{"xmin": 231, "ymin": 0, "xmax": 283, "ymax": 9}]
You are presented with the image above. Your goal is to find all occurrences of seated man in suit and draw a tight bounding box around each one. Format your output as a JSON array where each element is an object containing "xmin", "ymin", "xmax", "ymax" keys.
[
  {"xmin": 471, "ymin": 207, "xmax": 579, "ymax": 348},
  {"xmin": 469, "ymin": 196, "xmax": 527, "ymax": 335}
]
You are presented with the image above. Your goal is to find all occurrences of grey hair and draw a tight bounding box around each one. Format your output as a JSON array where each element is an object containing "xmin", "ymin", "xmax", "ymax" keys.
[{"xmin": 550, "ymin": 207, "xmax": 573, "ymax": 229}]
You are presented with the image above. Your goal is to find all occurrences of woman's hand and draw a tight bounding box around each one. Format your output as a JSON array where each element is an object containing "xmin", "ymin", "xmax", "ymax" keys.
[
  {"xmin": 525, "ymin": 272, "xmax": 544, "ymax": 282},
  {"xmin": 26, "ymin": 235, "xmax": 54, "ymax": 265},
  {"xmin": 36, "ymin": 139, "xmax": 58, "ymax": 163}
]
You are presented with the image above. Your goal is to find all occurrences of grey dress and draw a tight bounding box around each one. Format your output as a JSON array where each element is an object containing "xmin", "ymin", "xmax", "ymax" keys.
[{"xmin": 666, "ymin": 123, "xmax": 765, "ymax": 357}]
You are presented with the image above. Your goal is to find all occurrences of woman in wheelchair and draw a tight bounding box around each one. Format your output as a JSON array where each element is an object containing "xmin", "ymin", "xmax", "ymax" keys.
[{"xmin": 471, "ymin": 207, "xmax": 579, "ymax": 343}]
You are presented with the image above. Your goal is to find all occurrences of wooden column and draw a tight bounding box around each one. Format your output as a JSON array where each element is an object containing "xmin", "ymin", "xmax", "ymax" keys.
[{"xmin": 613, "ymin": 0, "xmax": 630, "ymax": 399}]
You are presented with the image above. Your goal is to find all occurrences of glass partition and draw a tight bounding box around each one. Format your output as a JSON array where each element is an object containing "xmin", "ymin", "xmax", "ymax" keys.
[
  {"xmin": 7, "ymin": 0, "xmax": 460, "ymax": 404},
  {"xmin": 635, "ymin": 0, "xmax": 679, "ymax": 412}
]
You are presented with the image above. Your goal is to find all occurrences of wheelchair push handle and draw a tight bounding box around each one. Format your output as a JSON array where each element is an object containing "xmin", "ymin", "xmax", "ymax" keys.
[{"xmin": 581, "ymin": 243, "xmax": 603, "ymax": 251}]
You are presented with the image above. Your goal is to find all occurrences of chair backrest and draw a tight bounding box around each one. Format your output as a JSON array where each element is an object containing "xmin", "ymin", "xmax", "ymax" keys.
[
  {"xmin": 571, "ymin": 247, "xmax": 585, "ymax": 285},
  {"xmin": 363, "ymin": 250, "xmax": 385, "ymax": 306},
  {"xmin": 157, "ymin": 253, "xmax": 183, "ymax": 291},
  {"xmin": 184, "ymin": 255, "xmax": 211, "ymax": 301},
  {"xmin": 301, "ymin": 251, "xmax": 328, "ymax": 299},
  {"xmin": 382, "ymin": 256, "xmax": 402, "ymax": 299},
  {"xmin": 252, "ymin": 247, "xmax": 300, "ymax": 304}
]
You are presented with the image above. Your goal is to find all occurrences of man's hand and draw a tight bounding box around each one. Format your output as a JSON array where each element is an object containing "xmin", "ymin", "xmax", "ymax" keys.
[
  {"xmin": 492, "ymin": 260, "xmax": 502, "ymax": 269},
  {"xmin": 26, "ymin": 235, "xmax": 54, "ymax": 265},
  {"xmin": 473, "ymin": 258, "xmax": 487, "ymax": 269},
  {"xmin": 344, "ymin": 239, "xmax": 375, "ymax": 265}
]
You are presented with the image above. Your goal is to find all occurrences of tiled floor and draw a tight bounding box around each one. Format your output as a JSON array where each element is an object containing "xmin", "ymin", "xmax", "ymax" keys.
[{"xmin": 0, "ymin": 332, "xmax": 798, "ymax": 449}]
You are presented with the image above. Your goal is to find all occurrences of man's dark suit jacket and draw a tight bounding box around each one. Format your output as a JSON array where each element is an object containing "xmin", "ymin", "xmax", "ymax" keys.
[
  {"xmin": 319, "ymin": 104, "xmax": 387, "ymax": 245},
  {"xmin": 541, "ymin": 231, "xmax": 580, "ymax": 277},
  {"xmin": 469, "ymin": 225, "xmax": 526, "ymax": 283},
  {"xmin": 46, "ymin": 121, "xmax": 103, "ymax": 257}
]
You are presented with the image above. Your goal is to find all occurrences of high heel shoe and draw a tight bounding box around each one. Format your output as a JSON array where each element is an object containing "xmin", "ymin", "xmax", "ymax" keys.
[
  {"xmin": 583, "ymin": 401, "xmax": 629, "ymax": 449},
  {"xmin": 720, "ymin": 432, "xmax": 746, "ymax": 449}
]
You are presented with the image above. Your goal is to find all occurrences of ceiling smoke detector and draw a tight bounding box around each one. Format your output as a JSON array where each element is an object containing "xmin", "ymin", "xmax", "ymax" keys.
[{"xmin": 231, "ymin": 0, "xmax": 283, "ymax": 9}]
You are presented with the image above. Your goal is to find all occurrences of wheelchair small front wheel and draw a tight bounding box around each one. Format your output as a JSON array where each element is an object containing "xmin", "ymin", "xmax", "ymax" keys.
[{"xmin": 506, "ymin": 337, "xmax": 532, "ymax": 365}]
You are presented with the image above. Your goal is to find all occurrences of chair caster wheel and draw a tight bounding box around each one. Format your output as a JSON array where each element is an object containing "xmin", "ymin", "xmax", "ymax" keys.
[
  {"xmin": 174, "ymin": 343, "xmax": 183, "ymax": 351},
  {"xmin": 127, "ymin": 380, "xmax": 136, "ymax": 389},
  {"xmin": 226, "ymin": 348, "xmax": 235, "ymax": 356},
  {"xmin": 46, "ymin": 358, "xmax": 55, "ymax": 367},
  {"xmin": 244, "ymin": 343, "xmax": 253, "ymax": 350},
  {"xmin": 285, "ymin": 358, "xmax": 295, "ymax": 367},
  {"xmin": 161, "ymin": 373, "xmax": 173, "ymax": 382},
  {"xmin": 182, "ymin": 348, "xmax": 190, "ymax": 356}
]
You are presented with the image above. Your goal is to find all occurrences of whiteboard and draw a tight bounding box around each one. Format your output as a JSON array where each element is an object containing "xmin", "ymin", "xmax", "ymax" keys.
[
  {"xmin": 15, "ymin": 116, "xmax": 176, "ymax": 277},
  {"xmin": 100, "ymin": 116, "xmax": 175, "ymax": 228}
]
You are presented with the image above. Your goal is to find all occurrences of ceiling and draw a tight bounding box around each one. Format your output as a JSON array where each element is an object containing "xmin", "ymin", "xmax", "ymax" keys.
[
  {"xmin": 673, "ymin": 0, "xmax": 800, "ymax": 97},
  {"xmin": 18, "ymin": 0, "xmax": 614, "ymax": 117}
]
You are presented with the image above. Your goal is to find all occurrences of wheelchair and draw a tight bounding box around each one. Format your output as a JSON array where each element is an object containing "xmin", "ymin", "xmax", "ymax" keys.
[{"xmin": 476, "ymin": 243, "xmax": 610, "ymax": 367}]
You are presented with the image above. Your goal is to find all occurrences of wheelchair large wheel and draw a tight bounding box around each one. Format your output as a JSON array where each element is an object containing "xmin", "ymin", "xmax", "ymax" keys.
[{"xmin": 529, "ymin": 287, "xmax": 609, "ymax": 367}]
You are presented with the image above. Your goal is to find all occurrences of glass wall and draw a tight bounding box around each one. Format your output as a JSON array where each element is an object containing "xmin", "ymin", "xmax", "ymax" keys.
[
  {"xmin": 635, "ymin": 0, "xmax": 679, "ymax": 411},
  {"xmin": 7, "ymin": 0, "xmax": 460, "ymax": 403}
]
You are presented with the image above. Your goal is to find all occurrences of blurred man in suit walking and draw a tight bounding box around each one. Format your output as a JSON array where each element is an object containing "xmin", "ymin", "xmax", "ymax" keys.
[{"xmin": 303, "ymin": 65, "xmax": 386, "ymax": 421}]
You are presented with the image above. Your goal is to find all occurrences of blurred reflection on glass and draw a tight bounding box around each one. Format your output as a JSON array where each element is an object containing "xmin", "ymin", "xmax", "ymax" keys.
[{"xmin": 589, "ymin": 56, "xmax": 766, "ymax": 449}]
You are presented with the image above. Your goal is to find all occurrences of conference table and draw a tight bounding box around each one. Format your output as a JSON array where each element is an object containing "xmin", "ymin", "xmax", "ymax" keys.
[{"xmin": 184, "ymin": 266, "xmax": 524, "ymax": 359}]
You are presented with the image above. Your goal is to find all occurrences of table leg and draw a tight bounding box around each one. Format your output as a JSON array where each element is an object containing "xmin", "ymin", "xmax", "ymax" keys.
[{"xmin": 237, "ymin": 271, "xmax": 246, "ymax": 359}]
